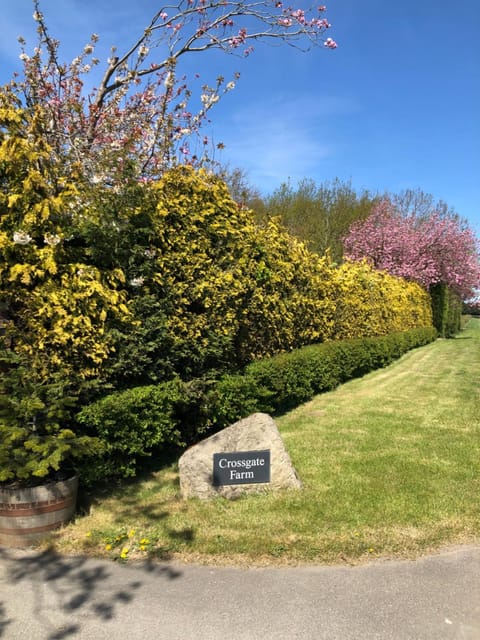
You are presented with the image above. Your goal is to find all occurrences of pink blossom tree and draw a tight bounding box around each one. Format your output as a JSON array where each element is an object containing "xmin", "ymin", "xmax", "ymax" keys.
[
  {"xmin": 343, "ymin": 199, "xmax": 480, "ymax": 302},
  {"xmin": 5, "ymin": 0, "xmax": 337, "ymax": 185}
]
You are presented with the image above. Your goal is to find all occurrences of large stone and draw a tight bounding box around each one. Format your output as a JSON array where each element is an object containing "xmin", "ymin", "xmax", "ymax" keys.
[{"xmin": 178, "ymin": 413, "xmax": 302, "ymax": 500}]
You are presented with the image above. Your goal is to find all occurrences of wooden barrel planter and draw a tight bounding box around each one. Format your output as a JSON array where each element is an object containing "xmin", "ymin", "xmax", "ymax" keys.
[{"xmin": 0, "ymin": 475, "xmax": 78, "ymax": 547}]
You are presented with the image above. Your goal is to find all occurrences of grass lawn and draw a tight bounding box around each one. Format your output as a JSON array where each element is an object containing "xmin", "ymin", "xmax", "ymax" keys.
[{"xmin": 50, "ymin": 318, "xmax": 480, "ymax": 566}]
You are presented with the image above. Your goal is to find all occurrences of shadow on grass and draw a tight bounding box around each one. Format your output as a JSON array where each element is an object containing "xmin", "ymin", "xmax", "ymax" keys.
[
  {"xmin": 64, "ymin": 449, "xmax": 200, "ymax": 559},
  {"xmin": 167, "ymin": 527, "xmax": 195, "ymax": 543},
  {"xmin": 76, "ymin": 447, "xmax": 182, "ymax": 520},
  {"xmin": 0, "ymin": 546, "xmax": 182, "ymax": 639}
]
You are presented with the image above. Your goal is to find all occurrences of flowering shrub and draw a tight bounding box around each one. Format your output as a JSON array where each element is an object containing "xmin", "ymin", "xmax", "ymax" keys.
[{"xmin": 343, "ymin": 199, "xmax": 480, "ymax": 302}]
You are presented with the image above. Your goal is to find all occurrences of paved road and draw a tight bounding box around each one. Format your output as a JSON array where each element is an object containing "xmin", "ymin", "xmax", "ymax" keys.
[{"xmin": 1, "ymin": 545, "xmax": 479, "ymax": 640}]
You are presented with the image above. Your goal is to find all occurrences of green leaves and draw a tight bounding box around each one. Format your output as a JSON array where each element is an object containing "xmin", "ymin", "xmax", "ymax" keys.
[
  {"xmin": 0, "ymin": 111, "xmax": 437, "ymax": 485},
  {"xmin": 76, "ymin": 379, "xmax": 186, "ymax": 481}
]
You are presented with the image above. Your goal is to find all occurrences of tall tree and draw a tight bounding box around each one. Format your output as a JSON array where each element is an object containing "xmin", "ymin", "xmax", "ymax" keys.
[
  {"xmin": 260, "ymin": 178, "xmax": 375, "ymax": 262},
  {"xmin": 218, "ymin": 166, "xmax": 265, "ymax": 212},
  {"xmin": 388, "ymin": 187, "xmax": 458, "ymax": 222},
  {"xmin": 343, "ymin": 198, "xmax": 480, "ymax": 302}
]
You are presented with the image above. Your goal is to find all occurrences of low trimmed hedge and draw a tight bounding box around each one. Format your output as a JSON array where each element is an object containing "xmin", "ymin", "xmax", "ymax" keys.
[
  {"xmin": 235, "ymin": 326, "xmax": 437, "ymax": 415},
  {"xmin": 76, "ymin": 378, "xmax": 186, "ymax": 481},
  {"xmin": 77, "ymin": 326, "xmax": 437, "ymax": 482}
]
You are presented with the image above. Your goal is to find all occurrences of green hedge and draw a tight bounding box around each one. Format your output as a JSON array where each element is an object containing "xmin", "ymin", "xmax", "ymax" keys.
[
  {"xmin": 76, "ymin": 379, "xmax": 186, "ymax": 481},
  {"xmin": 238, "ymin": 326, "xmax": 437, "ymax": 415},
  {"xmin": 430, "ymin": 283, "xmax": 462, "ymax": 337},
  {"xmin": 77, "ymin": 326, "xmax": 437, "ymax": 482}
]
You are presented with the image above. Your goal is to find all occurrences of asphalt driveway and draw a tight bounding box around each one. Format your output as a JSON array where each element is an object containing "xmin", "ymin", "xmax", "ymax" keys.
[{"xmin": 1, "ymin": 545, "xmax": 479, "ymax": 639}]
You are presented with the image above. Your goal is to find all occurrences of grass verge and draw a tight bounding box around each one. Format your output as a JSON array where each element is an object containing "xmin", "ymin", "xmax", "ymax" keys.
[{"xmin": 49, "ymin": 319, "xmax": 480, "ymax": 566}]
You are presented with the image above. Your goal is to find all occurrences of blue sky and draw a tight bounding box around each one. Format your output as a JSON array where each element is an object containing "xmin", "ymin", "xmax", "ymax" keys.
[{"xmin": 1, "ymin": 0, "xmax": 479, "ymax": 234}]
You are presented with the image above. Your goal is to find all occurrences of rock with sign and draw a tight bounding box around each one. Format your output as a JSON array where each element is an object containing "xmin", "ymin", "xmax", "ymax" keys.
[{"xmin": 178, "ymin": 413, "xmax": 302, "ymax": 500}]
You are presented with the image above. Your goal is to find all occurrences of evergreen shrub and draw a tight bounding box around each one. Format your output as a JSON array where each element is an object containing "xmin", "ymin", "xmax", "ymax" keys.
[
  {"xmin": 242, "ymin": 327, "xmax": 437, "ymax": 415},
  {"xmin": 77, "ymin": 379, "xmax": 186, "ymax": 481},
  {"xmin": 430, "ymin": 283, "xmax": 462, "ymax": 337},
  {"xmin": 333, "ymin": 259, "xmax": 433, "ymax": 339}
]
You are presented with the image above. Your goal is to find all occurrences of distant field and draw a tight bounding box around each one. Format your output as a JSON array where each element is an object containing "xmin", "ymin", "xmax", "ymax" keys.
[{"xmin": 52, "ymin": 318, "xmax": 480, "ymax": 566}]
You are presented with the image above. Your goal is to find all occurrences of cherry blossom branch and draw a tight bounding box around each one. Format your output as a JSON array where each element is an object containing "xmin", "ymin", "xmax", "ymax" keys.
[{"xmin": 9, "ymin": 0, "xmax": 336, "ymax": 183}]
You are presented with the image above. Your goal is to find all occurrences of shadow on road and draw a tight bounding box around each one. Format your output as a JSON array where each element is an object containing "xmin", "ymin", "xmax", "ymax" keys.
[
  {"xmin": 0, "ymin": 546, "xmax": 182, "ymax": 639},
  {"xmin": 0, "ymin": 603, "xmax": 11, "ymax": 638}
]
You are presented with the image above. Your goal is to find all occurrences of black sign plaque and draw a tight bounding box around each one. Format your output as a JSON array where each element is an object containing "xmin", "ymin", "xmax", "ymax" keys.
[{"xmin": 213, "ymin": 450, "xmax": 271, "ymax": 486}]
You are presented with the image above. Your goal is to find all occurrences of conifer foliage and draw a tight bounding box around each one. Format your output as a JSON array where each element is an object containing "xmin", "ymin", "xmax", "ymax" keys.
[{"xmin": 0, "ymin": 2, "xmax": 456, "ymax": 483}]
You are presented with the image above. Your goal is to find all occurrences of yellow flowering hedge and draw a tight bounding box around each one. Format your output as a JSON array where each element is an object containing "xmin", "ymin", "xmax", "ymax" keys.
[{"xmin": 332, "ymin": 259, "xmax": 433, "ymax": 340}]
